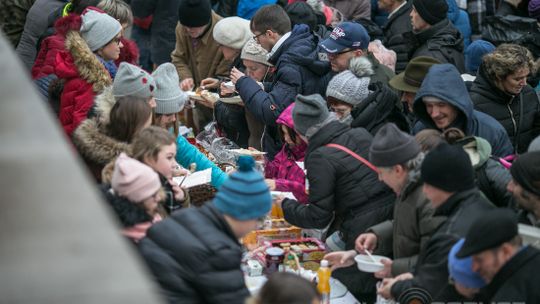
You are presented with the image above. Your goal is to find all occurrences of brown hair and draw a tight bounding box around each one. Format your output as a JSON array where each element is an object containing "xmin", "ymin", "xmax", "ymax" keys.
[
  {"xmin": 483, "ymin": 44, "xmax": 535, "ymax": 82},
  {"xmin": 97, "ymin": 0, "xmax": 133, "ymax": 26},
  {"xmin": 250, "ymin": 5, "xmax": 291, "ymax": 35},
  {"xmin": 247, "ymin": 272, "xmax": 320, "ymax": 304},
  {"xmin": 415, "ymin": 129, "xmax": 445, "ymax": 152},
  {"xmin": 131, "ymin": 126, "xmax": 176, "ymax": 163},
  {"xmin": 107, "ymin": 96, "xmax": 152, "ymax": 143},
  {"xmin": 154, "ymin": 113, "xmax": 180, "ymax": 137},
  {"xmin": 442, "ymin": 128, "xmax": 466, "ymax": 144}
]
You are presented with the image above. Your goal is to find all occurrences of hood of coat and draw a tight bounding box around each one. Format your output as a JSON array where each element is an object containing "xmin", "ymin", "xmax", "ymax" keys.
[
  {"xmin": 54, "ymin": 13, "xmax": 82, "ymax": 37},
  {"xmin": 446, "ymin": 0, "xmax": 460, "ymax": 24},
  {"xmin": 269, "ymin": 24, "xmax": 330, "ymax": 77},
  {"xmin": 413, "ymin": 63, "xmax": 473, "ymax": 131},
  {"xmin": 93, "ymin": 86, "xmax": 116, "ymax": 125},
  {"xmin": 276, "ymin": 102, "xmax": 295, "ymax": 129},
  {"xmin": 102, "ymin": 185, "xmax": 153, "ymax": 228},
  {"xmin": 72, "ymin": 118, "xmax": 131, "ymax": 166},
  {"xmin": 460, "ymin": 136, "xmax": 492, "ymax": 168},
  {"xmin": 415, "ymin": 19, "xmax": 464, "ymax": 53},
  {"xmin": 55, "ymin": 30, "xmax": 112, "ymax": 93}
]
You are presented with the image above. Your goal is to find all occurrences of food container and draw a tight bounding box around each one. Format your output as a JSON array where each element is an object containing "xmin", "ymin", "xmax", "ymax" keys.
[
  {"xmin": 267, "ymin": 238, "xmax": 326, "ymax": 271},
  {"xmin": 247, "ymin": 260, "xmax": 263, "ymax": 277},
  {"xmin": 354, "ymin": 254, "xmax": 386, "ymax": 273},
  {"xmin": 242, "ymin": 221, "xmax": 302, "ymax": 247},
  {"xmin": 265, "ymin": 247, "xmax": 285, "ymax": 275}
]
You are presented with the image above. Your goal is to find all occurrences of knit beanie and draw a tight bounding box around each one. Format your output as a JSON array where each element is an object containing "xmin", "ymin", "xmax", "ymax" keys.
[
  {"xmin": 421, "ymin": 143, "xmax": 475, "ymax": 192},
  {"xmin": 80, "ymin": 8, "xmax": 122, "ymax": 51},
  {"xmin": 214, "ymin": 156, "xmax": 272, "ymax": 220},
  {"xmin": 529, "ymin": 0, "xmax": 540, "ymax": 20},
  {"xmin": 448, "ymin": 239, "xmax": 486, "ymax": 289},
  {"xmin": 293, "ymin": 94, "xmax": 330, "ymax": 137},
  {"xmin": 370, "ymin": 123, "xmax": 421, "ymax": 167},
  {"xmin": 465, "ymin": 40, "xmax": 495, "ymax": 74},
  {"xmin": 286, "ymin": 2, "xmax": 318, "ymax": 31},
  {"xmin": 112, "ymin": 153, "xmax": 161, "ymax": 203},
  {"xmin": 213, "ymin": 17, "xmax": 252, "ymax": 50},
  {"xmin": 510, "ymin": 151, "xmax": 540, "ymax": 197},
  {"xmin": 113, "ymin": 62, "xmax": 155, "ymax": 99},
  {"xmin": 326, "ymin": 56, "xmax": 373, "ymax": 106},
  {"xmin": 241, "ymin": 38, "xmax": 272, "ymax": 66},
  {"xmin": 412, "ymin": 0, "xmax": 448, "ymax": 25},
  {"xmin": 178, "ymin": 0, "xmax": 212, "ymax": 28},
  {"xmin": 151, "ymin": 63, "xmax": 187, "ymax": 115}
]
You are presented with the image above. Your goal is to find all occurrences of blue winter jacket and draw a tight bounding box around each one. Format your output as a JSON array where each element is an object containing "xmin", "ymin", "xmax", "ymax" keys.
[
  {"xmin": 176, "ymin": 135, "xmax": 227, "ymax": 188},
  {"xmin": 447, "ymin": 0, "xmax": 471, "ymax": 48},
  {"xmin": 236, "ymin": 24, "xmax": 330, "ymax": 157},
  {"xmin": 413, "ymin": 64, "xmax": 513, "ymax": 157}
]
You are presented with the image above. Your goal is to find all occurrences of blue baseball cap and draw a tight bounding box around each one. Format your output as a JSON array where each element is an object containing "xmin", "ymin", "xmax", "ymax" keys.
[{"xmin": 319, "ymin": 22, "xmax": 370, "ymax": 53}]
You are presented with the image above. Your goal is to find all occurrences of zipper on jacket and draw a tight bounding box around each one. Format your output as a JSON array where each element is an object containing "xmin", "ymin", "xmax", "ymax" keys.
[{"xmin": 507, "ymin": 97, "xmax": 517, "ymax": 139}]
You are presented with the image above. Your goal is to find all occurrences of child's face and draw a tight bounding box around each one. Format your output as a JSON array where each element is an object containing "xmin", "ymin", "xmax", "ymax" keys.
[{"xmin": 146, "ymin": 144, "xmax": 177, "ymax": 179}]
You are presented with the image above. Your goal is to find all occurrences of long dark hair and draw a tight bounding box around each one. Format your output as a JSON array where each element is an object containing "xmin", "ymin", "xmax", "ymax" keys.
[{"xmin": 107, "ymin": 96, "xmax": 152, "ymax": 143}]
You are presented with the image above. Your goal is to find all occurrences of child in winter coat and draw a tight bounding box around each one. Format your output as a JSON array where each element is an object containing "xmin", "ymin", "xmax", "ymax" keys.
[
  {"xmin": 131, "ymin": 126, "xmax": 190, "ymax": 214},
  {"xmin": 264, "ymin": 103, "xmax": 308, "ymax": 204},
  {"xmin": 103, "ymin": 152, "xmax": 163, "ymax": 243},
  {"xmin": 56, "ymin": 8, "xmax": 123, "ymax": 137},
  {"xmin": 151, "ymin": 62, "xmax": 228, "ymax": 188}
]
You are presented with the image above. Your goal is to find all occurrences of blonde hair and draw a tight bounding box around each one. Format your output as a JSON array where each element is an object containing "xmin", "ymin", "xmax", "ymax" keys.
[
  {"xmin": 483, "ymin": 44, "xmax": 535, "ymax": 81},
  {"xmin": 97, "ymin": 0, "xmax": 133, "ymax": 26},
  {"xmin": 131, "ymin": 126, "xmax": 176, "ymax": 163}
]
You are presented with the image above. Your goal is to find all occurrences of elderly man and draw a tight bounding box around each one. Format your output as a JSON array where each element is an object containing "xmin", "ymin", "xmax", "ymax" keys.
[{"xmin": 508, "ymin": 151, "xmax": 540, "ymax": 227}]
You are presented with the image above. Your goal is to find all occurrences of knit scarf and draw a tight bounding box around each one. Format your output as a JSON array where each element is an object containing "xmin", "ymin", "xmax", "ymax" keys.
[{"xmin": 96, "ymin": 55, "xmax": 118, "ymax": 79}]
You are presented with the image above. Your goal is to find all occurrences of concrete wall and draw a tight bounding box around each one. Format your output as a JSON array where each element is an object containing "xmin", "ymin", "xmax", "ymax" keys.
[{"xmin": 0, "ymin": 31, "xmax": 164, "ymax": 303}]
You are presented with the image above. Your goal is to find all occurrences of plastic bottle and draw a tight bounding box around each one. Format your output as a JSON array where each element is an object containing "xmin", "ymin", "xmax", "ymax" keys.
[{"xmin": 317, "ymin": 259, "xmax": 331, "ymax": 304}]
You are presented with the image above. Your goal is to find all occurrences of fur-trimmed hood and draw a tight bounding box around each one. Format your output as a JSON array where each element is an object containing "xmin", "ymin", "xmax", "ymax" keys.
[
  {"xmin": 101, "ymin": 184, "xmax": 152, "ymax": 227},
  {"xmin": 72, "ymin": 118, "xmax": 131, "ymax": 166},
  {"xmin": 92, "ymin": 86, "xmax": 116, "ymax": 125},
  {"xmin": 55, "ymin": 29, "xmax": 112, "ymax": 93}
]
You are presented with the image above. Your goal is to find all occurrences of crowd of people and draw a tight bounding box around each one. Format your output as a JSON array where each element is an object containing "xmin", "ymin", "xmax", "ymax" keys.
[{"xmin": 2, "ymin": 0, "xmax": 540, "ymax": 303}]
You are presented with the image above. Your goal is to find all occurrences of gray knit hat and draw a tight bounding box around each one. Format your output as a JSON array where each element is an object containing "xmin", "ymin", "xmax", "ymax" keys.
[
  {"xmin": 152, "ymin": 63, "xmax": 187, "ymax": 114},
  {"xmin": 292, "ymin": 94, "xmax": 330, "ymax": 137},
  {"xmin": 213, "ymin": 17, "xmax": 252, "ymax": 50},
  {"xmin": 326, "ymin": 56, "xmax": 373, "ymax": 106},
  {"xmin": 113, "ymin": 62, "xmax": 156, "ymax": 99},
  {"xmin": 241, "ymin": 38, "xmax": 272, "ymax": 66},
  {"xmin": 369, "ymin": 123, "xmax": 421, "ymax": 167},
  {"xmin": 80, "ymin": 9, "xmax": 122, "ymax": 51}
]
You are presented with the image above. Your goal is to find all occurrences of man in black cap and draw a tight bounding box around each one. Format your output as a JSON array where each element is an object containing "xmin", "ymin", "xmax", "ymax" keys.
[
  {"xmin": 508, "ymin": 151, "xmax": 540, "ymax": 228},
  {"xmin": 171, "ymin": 0, "xmax": 231, "ymax": 130},
  {"xmin": 405, "ymin": 0, "xmax": 465, "ymax": 73},
  {"xmin": 377, "ymin": 143, "xmax": 494, "ymax": 302},
  {"xmin": 456, "ymin": 209, "xmax": 540, "ymax": 303}
]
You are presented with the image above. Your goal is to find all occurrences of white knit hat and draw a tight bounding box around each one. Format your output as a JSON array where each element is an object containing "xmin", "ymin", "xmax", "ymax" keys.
[
  {"xmin": 326, "ymin": 56, "xmax": 373, "ymax": 106},
  {"xmin": 80, "ymin": 9, "xmax": 122, "ymax": 51},
  {"xmin": 112, "ymin": 153, "xmax": 161, "ymax": 203},
  {"xmin": 213, "ymin": 16, "xmax": 252, "ymax": 50},
  {"xmin": 113, "ymin": 62, "xmax": 155, "ymax": 99},
  {"xmin": 151, "ymin": 63, "xmax": 187, "ymax": 114},
  {"xmin": 240, "ymin": 38, "xmax": 272, "ymax": 66}
]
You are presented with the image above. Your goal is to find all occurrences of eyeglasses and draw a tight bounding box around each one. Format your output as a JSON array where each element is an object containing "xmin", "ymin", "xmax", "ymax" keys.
[
  {"xmin": 253, "ymin": 31, "xmax": 266, "ymax": 43},
  {"xmin": 108, "ymin": 36, "xmax": 122, "ymax": 46}
]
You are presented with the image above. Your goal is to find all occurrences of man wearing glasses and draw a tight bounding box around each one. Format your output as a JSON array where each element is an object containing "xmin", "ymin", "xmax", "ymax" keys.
[{"xmin": 319, "ymin": 21, "xmax": 394, "ymax": 85}]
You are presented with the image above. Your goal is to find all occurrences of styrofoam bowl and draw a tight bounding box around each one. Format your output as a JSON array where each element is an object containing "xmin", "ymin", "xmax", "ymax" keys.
[{"xmin": 354, "ymin": 254, "xmax": 386, "ymax": 273}]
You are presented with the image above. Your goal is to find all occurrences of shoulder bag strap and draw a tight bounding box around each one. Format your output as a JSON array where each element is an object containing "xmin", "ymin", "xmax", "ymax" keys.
[{"xmin": 325, "ymin": 143, "xmax": 379, "ymax": 173}]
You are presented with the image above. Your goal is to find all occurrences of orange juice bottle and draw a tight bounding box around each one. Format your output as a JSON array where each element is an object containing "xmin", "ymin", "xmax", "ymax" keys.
[{"xmin": 317, "ymin": 260, "xmax": 331, "ymax": 304}]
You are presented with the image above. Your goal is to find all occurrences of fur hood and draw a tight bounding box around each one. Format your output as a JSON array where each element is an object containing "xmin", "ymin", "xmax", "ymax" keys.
[
  {"xmin": 72, "ymin": 118, "xmax": 131, "ymax": 166},
  {"xmin": 58, "ymin": 29, "xmax": 112, "ymax": 93},
  {"xmin": 93, "ymin": 86, "xmax": 116, "ymax": 125},
  {"xmin": 100, "ymin": 185, "xmax": 152, "ymax": 227}
]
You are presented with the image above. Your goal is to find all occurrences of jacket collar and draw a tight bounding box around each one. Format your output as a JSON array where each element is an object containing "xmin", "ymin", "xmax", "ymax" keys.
[
  {"xmin": 434, "ymin": 188, "xmax": 478, "ymax": 217},
  {"xmin": 306, "ymin": 120, "xmax": 349, "ymax": 156},
  {"xmin": 386, "ymin": 1, "xmax": 411, "ymax": 23},
  {"xmin": 200, "ymin": 203, "xmax": 240, "ymax": 245},
  {"xmin": 415, "ymin": 19, "xmax": 450, "ymax": 43}
]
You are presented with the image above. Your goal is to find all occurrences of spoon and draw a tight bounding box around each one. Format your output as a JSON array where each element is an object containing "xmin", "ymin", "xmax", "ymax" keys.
[{"xmin": 364, "ymin": 250, "xmax": 378, "ymax": 264}]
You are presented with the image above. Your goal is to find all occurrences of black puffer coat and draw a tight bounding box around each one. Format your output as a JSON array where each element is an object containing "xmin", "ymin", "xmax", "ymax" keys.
[
  {"xmin": 382, "ymin": 1, "xmax": 413, "ymax": 73},
  {"xmin": 138, "ymin": 203, "xmax": 249, "ymax": 304},
  {"xmin": 470, "ymin": 65, "xmax": 540, "ymax": 154},
  {"xmin": 391, "ymin": 189, "xmax": 495, "ymax": 302},
  {"xmin": 350, "ymin": 82, "xmax": 410, "ymax": 135},
  {"xmin": 282, "ymin": 121, "xmax": 394, "ymax": 296},
  {"xmin": 406, "ymin": 19, "xmax": 465, "ymax": 73}
]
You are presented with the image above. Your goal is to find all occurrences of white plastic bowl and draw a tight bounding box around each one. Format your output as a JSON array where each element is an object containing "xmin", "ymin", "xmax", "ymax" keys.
[{"xmin": 354, "ymin": 254, "xmax": 386, "ymax": 273}]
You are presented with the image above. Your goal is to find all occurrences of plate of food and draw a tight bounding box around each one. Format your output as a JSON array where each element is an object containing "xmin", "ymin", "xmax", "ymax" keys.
[{"xmin": 229, "ymin": 148, "xmax": 267, "ymax": 156}]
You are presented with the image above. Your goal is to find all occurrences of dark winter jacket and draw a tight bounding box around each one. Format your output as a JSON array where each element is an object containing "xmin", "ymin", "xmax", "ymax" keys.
[
  {"xmin": 368, "ymin": 165, "xmax": 444, "ymax": 276},
  {"xmin": 282, "ymin": 121, "xmax": 394, "ymax": 295},
  {"xmin": 211, "ymin": 0, "xmax": 237, "ymax": 17},
  {"xmin": 479, "ymin": 246, "xmax": 540, "ymax": 303},
  {"xmin": 446, "ymin": 0, "xmax": 471, "ymax": 48},
  {"xmin": 236, "ymin": 24, "xmax": 330, "ymax": 158},
  {"xmin": 470, "ymin": 64, "xmax": 540, "ymax": 154},
  {"xmin": 407, "ymin": 19, "xmax": 465, "ymax": 73},
  {"xmin": 131, "ymin": 0, "xmax": 180, "ymax": 65},
  {"xmin": 350, "ymin": 82, "xmax": 410, "ymax": 135},
  {"xmin": 413, "ymin": 64, "xmax": 514, "ymax": 157},
  {"xmin": 382, "ymin": 1, "xmax": 413, "ymax": 73},
  {"xmin": 367, "ymin": 52, "xmax": 395, "ymax": 85},
  {"xmin": 15, "ymin": 0, "xmax": 66, "ymax": 70},
  {"xmin": 324, "ymin": 0, "xmax": 371, "ymax": 21},
  {"xmin": 0, "ymin": 0, "xmax": 35, "ymax": 48},
  {"xmin": 138, "ymin": 203, "xmax": 250, "ymax": 304},
  {"xmin": 391, "ymin": 189, "xmax": 495, "ymax": 302}
]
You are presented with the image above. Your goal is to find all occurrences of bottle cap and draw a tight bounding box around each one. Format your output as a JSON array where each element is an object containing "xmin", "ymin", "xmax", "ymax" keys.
[{"xmin": 320, "ymin": 259, "xmax": 329, "ymax": 267}]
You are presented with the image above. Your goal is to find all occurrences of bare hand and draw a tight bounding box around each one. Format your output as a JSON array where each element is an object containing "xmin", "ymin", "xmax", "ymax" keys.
[
  {"xmin": 394, "ymin": 272, "xmax": 414, "ymax": 281},
  {"xmin": 377, "ymin": 278, "xmax": 396, "ymax": 300},
  {"xmin": 230, "ymin": 67, "xmax": 245, "ymax": 85},
  {"xmin": 265, "ymin": 179, "xmax": 276, "ymax": 191},
  {"xmin": 374, "ymin": 258, "xmax": 393, "ymax": 279},
  {"xmin": 180, "ymin": 78, "xmax": 194, "ymax": 91},
  {"xmin": 200, "ymin": 77, "xmax": 219, "ymax": 90},
  {"xmin": 355, "ymin": 233, "xmax": 378, "ymax": 254},
  {"xmin": 324, "ymin": 250, "xmax": 357, "ymax": 271},
  {"xmin": 220, "ymin": 82, "xmax": 235, "ymax": 95},
  {"xmin": 168, "ymin": 178, "xmax": 185, "ymax": 201}
]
